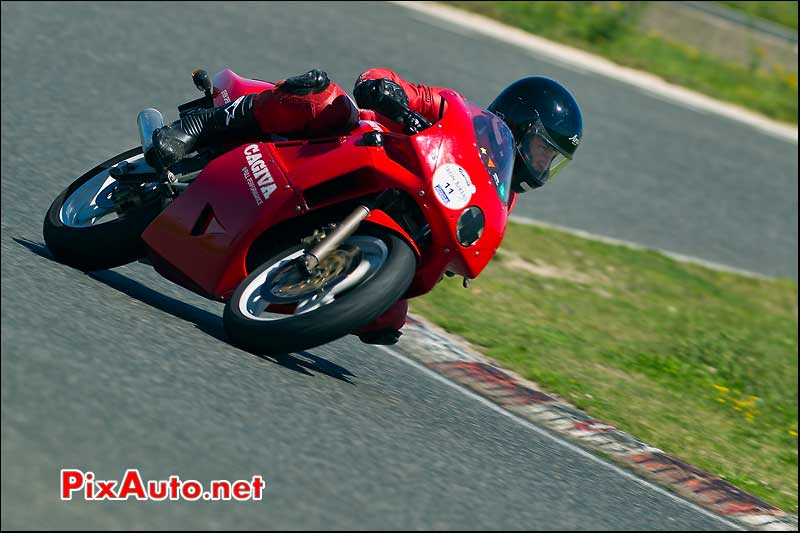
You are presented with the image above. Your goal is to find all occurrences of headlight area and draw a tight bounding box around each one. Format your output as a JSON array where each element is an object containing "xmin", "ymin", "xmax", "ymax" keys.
[{"xmin": 456, "ymin": 206, "xmax": 485, "ymax": 247}]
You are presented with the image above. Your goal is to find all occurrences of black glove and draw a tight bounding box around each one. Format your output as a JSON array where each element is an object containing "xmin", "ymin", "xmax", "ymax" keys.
[
  {"xmin": 353, "ymin": 78, "xmax": 431, "ymax": 134},
  {"xmin": 279, "ymin": 69, "xmax": 331, "ymax": 95},
  {"xmin": 398, "ymin": 109, "xmax": 431, "ymax": 135},
  {"xmin": 146, "ymin": 93, "xmax": 259, "ymax": 169},
  {"xmin": 353, "ymin": 78, "xmax": 411, "ymax": 122}
]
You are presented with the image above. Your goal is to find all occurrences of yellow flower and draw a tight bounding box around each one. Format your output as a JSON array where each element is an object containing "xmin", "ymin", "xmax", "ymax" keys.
[
  {"xmin": 717, "ymin": 398, "xmax": 726, "ymax": 403},
  {"xmin": 790, "ymin": 430, "xmax": 798, "ymax": 438},
  {"xmin": 713, "ymin": 384, "xmax": 729, "ymax": 394}
]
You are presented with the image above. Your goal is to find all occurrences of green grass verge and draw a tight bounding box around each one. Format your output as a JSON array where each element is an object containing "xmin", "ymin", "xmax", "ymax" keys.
[
  {"xmin": 444, "ymin": 1, "xmax": 798, "ymax": 124},
  {"xmin": 718, "ymin": 1, "xmax": 798, "ymax": 30},
  {"xmin": 409, "ymin": 221, "xmax": 798, "ymax": 513}
]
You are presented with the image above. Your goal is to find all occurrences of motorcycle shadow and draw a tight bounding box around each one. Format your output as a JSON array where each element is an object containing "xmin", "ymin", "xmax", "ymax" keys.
[{"xmin": 14, "ymin": 237, "xmax": 356, "ymax": 384}]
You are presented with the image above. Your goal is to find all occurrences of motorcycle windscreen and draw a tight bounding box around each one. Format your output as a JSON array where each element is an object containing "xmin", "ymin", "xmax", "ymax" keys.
[{"xmin": 468, "ymin": 103, "xmax": 515, "ymax": 205}]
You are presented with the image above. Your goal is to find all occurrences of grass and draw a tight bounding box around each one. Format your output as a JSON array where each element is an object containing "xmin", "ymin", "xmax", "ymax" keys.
[
  {"xmin": 444, "ymin": 1, "xmax": 798, "ymax": 124},
  {"xmin": 409, "ymin": 221, "xmax": 799, "ymax": 513},
  {"xmin": 718, "ymin": 1, "xmax": 798, "ymax": 30}
]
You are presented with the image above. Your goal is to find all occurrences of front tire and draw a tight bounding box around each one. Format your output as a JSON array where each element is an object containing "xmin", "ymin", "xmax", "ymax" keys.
[
  {"xmin": 223, "ymin": 229, "xmax": 416, "ymax": 355},
  {"xmin": 43, "ymin": 147, "xmax": 164, "ymax": 271}
]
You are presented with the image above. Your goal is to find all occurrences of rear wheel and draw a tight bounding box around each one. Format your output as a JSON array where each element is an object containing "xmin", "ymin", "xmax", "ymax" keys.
[
  {"xmin": 43, "ymin": 148, "xmax": 165, "ymax": 271},
  {"xmin": 223, "ymin": 228, "xmax": 416, "ymax": 355}
]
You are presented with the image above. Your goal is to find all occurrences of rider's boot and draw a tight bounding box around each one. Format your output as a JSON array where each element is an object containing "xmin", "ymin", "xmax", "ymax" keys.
[
  {"xmin": 357, "ymin": 329, "xmax": 402, "ymax": 346},
  {"xmin": 145, "ymin": 93, "xmax": 259, "ymax": 168}
]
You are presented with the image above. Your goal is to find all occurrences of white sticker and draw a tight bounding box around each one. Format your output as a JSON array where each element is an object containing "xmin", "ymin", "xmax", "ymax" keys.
[{"xmin": 432, "ymin": 164, "xmax": 476, "ymax": 210}]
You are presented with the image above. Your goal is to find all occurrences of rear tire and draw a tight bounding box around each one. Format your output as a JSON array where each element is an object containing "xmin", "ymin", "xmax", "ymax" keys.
[
  {"xmin": 223, "ymin": 229, "xmax": 416, "ymax": 355},
  {"xmin": 43, "ymin": 147, "xmax": 164, "ymax": 271}
]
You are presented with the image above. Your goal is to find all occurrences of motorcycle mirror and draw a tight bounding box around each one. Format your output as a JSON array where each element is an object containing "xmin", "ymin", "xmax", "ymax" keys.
[{"xmin": 192, "ymin": 69, "xmax": 213, "ymax": 97}]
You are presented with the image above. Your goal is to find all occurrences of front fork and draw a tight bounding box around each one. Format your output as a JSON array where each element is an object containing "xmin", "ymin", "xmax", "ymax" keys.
[
  {"xmin": 301, "ymin": 205, "xmax": 371, "ymax": 273},
  {"xmin": 300, "ymin": 190, "xmax": 398, "ymax": 274},
  {"xmin": 108, "ymin": 160, "xmax": 177, "ymax": 215}
]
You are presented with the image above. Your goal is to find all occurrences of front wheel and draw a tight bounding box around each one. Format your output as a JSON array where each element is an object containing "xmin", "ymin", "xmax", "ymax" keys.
[{"xmin": 223, "ymin": 229, "xmax": 416, "ymax": 355}]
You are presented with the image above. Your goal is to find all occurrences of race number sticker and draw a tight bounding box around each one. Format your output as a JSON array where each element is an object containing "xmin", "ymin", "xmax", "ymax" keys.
[{"xmin": 432, "ymin": 164, "xmax": 476, "ymax": 210}]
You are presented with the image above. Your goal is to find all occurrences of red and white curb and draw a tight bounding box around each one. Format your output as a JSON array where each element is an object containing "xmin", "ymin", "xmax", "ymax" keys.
[{"xmin": 393, "ymin": 314, "xmax": 798, "ymax": 531}]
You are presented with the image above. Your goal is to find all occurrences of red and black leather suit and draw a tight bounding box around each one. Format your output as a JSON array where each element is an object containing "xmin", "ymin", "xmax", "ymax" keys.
[{"xmin": 251, "ymin": 68, "xmax": 452, "ymax": 138}]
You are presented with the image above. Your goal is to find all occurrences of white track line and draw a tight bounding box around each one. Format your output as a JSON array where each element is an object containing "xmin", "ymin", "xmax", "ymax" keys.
[
  {"xmin": 392, "ymin": 1, "xmax": 797, "ymax": 144},
  {"xmin": 377, "ymin": 345, "xmax": 745, "ymax": 530},
  {"xmin": 509, "ymin": 215, "xmax": 776, "ymax": 280}
]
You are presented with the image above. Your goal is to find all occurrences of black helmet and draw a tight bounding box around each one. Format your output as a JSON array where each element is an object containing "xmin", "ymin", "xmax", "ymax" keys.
[{"xmin": 488, "ymin": 77, "xmax": 583, "ymax": 192}]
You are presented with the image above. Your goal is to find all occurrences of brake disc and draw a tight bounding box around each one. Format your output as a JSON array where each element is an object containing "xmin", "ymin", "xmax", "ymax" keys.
[{"xmin": 266, "ymin": 245, "xmax": 362, "ymax": 301}]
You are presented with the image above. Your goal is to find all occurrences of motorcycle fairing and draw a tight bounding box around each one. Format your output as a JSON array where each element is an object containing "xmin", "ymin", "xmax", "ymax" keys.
[{"xmin": 142, "ymin": 73, "xmax": 509, "ymax": 302}]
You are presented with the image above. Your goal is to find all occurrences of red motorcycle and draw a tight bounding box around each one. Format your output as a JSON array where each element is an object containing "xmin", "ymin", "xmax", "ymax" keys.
[{"xmin": 44, "ymin": 68, "xmax": 516, "ymax": 354}]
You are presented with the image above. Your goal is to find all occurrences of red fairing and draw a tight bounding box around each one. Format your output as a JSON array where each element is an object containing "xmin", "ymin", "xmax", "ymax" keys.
[
  {"xmin": 400, "ymin": 92, "xmax": 510, "ymax": 297},
  {"xmin": 142, "ymin": 142, "xmax": 298, "ymax": 299},
  {"xmin": 364, "ymin": 209, "xmax": 421, "ymax": 257},
  {"xmin": 142, "ymin": 70, "xmax": 511, "ymax": 316}
]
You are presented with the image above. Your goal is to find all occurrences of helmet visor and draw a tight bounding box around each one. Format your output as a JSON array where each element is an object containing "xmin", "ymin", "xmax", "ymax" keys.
[{"xmin": 517, "ymin": 117, "xmax": 571, "ymax": 188}]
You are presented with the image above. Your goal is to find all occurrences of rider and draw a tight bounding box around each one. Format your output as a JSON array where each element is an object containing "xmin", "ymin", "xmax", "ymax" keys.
[{"xmin": 147, "ymin": 68, "xmax": 583, "ymax": 345}]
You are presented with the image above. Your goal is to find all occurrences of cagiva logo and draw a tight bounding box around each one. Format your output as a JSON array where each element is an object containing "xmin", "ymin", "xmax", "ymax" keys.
[
  {"xmin": 569, "ymin": 134, "xmax": 580, "ymax": 146},
  {"xmin": 244, "ymin": 144, "xmax": 276, "ymax": 201}
]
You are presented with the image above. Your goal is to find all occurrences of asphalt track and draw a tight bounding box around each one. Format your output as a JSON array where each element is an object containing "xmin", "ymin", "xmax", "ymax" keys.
[{"xmin": 2, "ymin": 1, "xmax": 793, "ymax": 529}]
